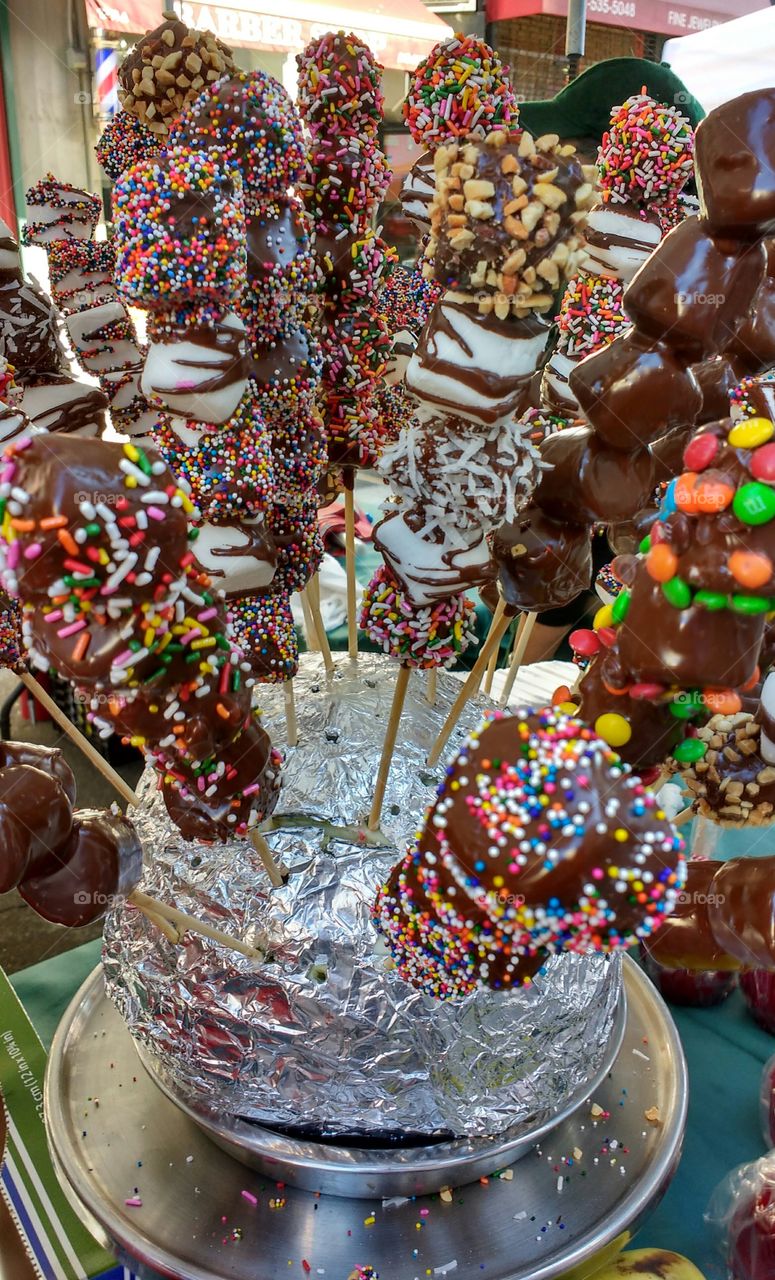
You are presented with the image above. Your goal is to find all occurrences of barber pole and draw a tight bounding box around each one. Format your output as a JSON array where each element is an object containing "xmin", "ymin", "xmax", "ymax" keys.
[{"xmin": 94, "ymin": 46, "xmax": 119, "ymax": 116}]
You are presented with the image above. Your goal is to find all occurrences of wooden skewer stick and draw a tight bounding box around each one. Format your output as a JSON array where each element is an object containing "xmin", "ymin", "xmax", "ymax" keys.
[
  {"xmin": 498, "ymin": 612, "xmax": 538, "ymax": 709},
  {"xmin": 283, "ymin": 680, "xmax": 298, "ymax": 748},
  {"xmin": 131, "ymin": 890, "xmax": 264, "ymax": 960},
  {"xmin": 428, "ymin": 610, "xmax": 512, "ymax": 768},
  {"xmin": 368, "ymin": 663, "xmax": 412, "ymax": 832},
  {"xmin": 249, "ymin": 829, "xmax": 285, "ymax": 888},
  {"xmin": 299, "ymin": 589, "xmax": 320, "ymax": 652},
  {"xmin": 304, "ymin": 576, "xmax": 335, "ymax": 677},
  {"xmin": 481, "ymin": 599, "xmax": 507, "ymax": 696},
  {"xmin": 136, "ymin": 903, "xmax": 180, "ymax": 945},
  {"xmin": 20, "ymin": 671, "xmax": 139, "ymax": 809},
  {"xmin": 426, "ymin": 669, "xmax": 438, "ymax": 706},
  {"xmin": 673, "ymin": 806, "xmax": 694, "ymax": 827},
  {"xmin": 344, "ymin": 487, "xmax": 358, "ymax": 661}
]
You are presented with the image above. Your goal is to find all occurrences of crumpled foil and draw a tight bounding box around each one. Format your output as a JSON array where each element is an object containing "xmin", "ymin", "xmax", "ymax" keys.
[{"xmin": 103, "ymin": 654, "xmax": 622, "ymax": 1139}]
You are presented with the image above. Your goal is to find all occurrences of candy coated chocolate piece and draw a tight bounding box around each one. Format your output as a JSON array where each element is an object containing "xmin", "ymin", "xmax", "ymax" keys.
[
  {"xmin": 20, "ymin": 810, "xmax": 143, "ymax": 927},
  {"xmin": 618, "ymin": 562, "xmax": 764, "ymax": 689},
  {"xmin": 571, "ymin": 331, "xmax": 702, "ymax": 449},
  {"xmin": 623, "ymin": 217, "xmax": 765, "ymax": 357},
  {"xmin": 577, "ymin": 642, "xmax": 684, "ymax": 772},
  {"xmin": 490, "ymin": 505, "xmax": 591, "ymax": 613},
  {"xmin": 535, "ymin": 425, "xmax": 656, "ymax": 523},
  {"xmin": 0, "ymin": 765, "xmax": 72, "ymax": 893},
  {"xmin": 695, "ymin": 89, "xmax": 775, "ymax": 239}
]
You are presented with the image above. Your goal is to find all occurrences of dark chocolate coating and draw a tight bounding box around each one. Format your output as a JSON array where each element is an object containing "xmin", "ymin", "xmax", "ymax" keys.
[
  {"xmin": 145, "ymin": 314, "xmax": 251, "ymax": 398},
  {"xmin": 20, "ymin": 809, "xmax": 143, "ymax": 926},
  {"xmin": 618, "ymin": 561, "xmax": 764, "ymax": 689},
  {"xmin": 0, "ymin": 276, "xmax": 65, "ymax": 374},
  {"xmin": 0, "ymin": 740, "xmax": 75, "ymax": 805},
  {"xmin": 490, "ymin": 505, "xmax": 591, "ymax": 613},
  {"xmin": 571, "ymin": 332, "xmax": 702, "ymax": 450},
  {"xmin": 645, "ymin": 860, "xmax": 735, "ymax": 971},
  {"xmin": 650, "ymin": 425, "xmax": 694, "ymax": 485},
  {"xmin": 246, "ymin": 201, "xmax": 309, "ymax": 283},
  {"xmin": 724, "ymin": 240, "xmax": 775, "ymax": 372},
  {"xmin": 536, "ymin": 426, "xmax": 656, "ymax": 524},
  {"xmin": 0, "ymin": 765, "xmax": 72, "ymax": 893},
  {"xmin": 622, "ymin": 217, "xmax": 766, "ymax": 358},
  {"xmin": 692, "ymin": 356, "xmax": 748, "ymax": 424},
  {"xmin": 17, "ymin": 373, "xmax": 109, "ymax": 436},
  {"xmin": 607, "ymin": 506, "xmax": 660, "ymax": 556},
  {"xmin": 695, "ymin": 89, "xmax": 775, "ymax": 239}
]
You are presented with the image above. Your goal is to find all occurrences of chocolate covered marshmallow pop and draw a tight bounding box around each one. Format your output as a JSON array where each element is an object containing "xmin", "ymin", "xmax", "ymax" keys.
[
  {"xmin": 377, "ymin": 707, "xmax": 685, "ymax": 998},
  {"xmin": 554, "ymin": 92, "xmax": 775, "ymax": 777}
]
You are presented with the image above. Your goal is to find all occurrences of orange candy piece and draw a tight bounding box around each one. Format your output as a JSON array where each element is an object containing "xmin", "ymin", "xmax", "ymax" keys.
[
  {"xmin": 646, "ymin": 542, "xmax": 678, "ymax": 582},
  {"xmin": 728, "ymin": 549, "xmax": 773, "ymax": 589},
  {"xmin": 674, "ymin": 472, "xmax": 699, "ymax": 512},
  {"xmin": 741, "ymin": 665, "xmax": 762, "ymax": 693},
  {"xmin": 703, "ymin": 688, "xmax": 742, "ymax": 715},
  {"xmin": 674, "ymin": 470, "xmax": 734, "ymax": 515},
  {"xmin": 552, "ymin": 685, "xmax": 572, "ymax": 707}
]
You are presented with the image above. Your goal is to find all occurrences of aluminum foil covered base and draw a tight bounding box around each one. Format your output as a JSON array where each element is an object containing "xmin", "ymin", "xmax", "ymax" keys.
[{"xmin": 103, "ymin": 655, "xmax": 622, "ymax": 1141}]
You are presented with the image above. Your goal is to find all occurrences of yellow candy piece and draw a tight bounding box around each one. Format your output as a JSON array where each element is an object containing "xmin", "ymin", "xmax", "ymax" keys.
[
  {"xmin": 728, "ymin": 417, "xmax": 775, "ymax": 449},
  {"xmin": 559, "ymin": 701, "xmax": 579, "ymax": 714},
  {"xmin": 594, "ymin": 713, "xmax": 632, "ymax": 748},
  {"xmin": 594, "ymin": 604, "xmax": 615, "ymax": 630}
]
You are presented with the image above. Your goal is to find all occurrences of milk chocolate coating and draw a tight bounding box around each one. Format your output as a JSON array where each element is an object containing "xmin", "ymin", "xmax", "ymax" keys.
[
  {"xmin": 607, "ymin": 506, "xmax": 660, "ymax": 556},
  {"xmin": 0, "ymin": 275, "xmax": 65, "ymax": 374},
  {"xmin": 20, "ymin": 810, "xmax": 143, "ymax": 927},
  {"xmin": 622, "ymin": 217, "xmax": 766, "ymax": 358},
  {"xmin": 724, "ymin": 240, "xmax": 775, "ymax": 372},
  {"xmin": 692, "ymin": 355, "xmax": 748, "ymax": 423},
  {"xmin": 618, "ymin": 561, "xmax": 764, "ymax": 689},
  {"xmin": 571, "ymin": 332, "xmax": 702, "ymax": 449},
  {"xmin": 650, "ymin": 425, "xmax": 694, "ymax": 484},
  {"xmin": 246, "ymin": 201, "xmax": 309, "ymax": 285},
  {"xmin": 536, "ymin": 425, "xmax": 656, "ymax": 524},
  {"xmin": 578, "ymin": 643, "xmax": 683, "ymax": 772},
  {"xmin": 161, "ymin": 718, "xmax": 279, "ymax": 842},
  {"xmin": 644, "ymin": 860, "xmax": 735, "ymax": 971},
  {"xmin": 490, "ymin": 506, "xmax": 592, "ymax": 613},
  {"xmin": 695, "ymin": 89, "xmax": 775, "ymax": 239},
  {"xmin": 251, "ymin": 325, "xmax": 319, "ymax": 390},
  {"xmin": 0, "ymin": 765, "xmax": 72, "ymax": 893}
]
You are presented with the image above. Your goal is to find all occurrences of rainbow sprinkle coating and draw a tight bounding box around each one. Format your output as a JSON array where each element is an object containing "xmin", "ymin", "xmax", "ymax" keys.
[
  {"xmin": 297, "ymin": 31, "xmax": 384, "ymax": 136},
  {"xmin": 169, "ymin": 70, "xmax": 306, "ymax": 210},
  {"xmin": 376, "ymin": 707, "xmax": 685, "ymax": 998},
  {"xmin": 95, "ymin": 111, "xmax": 162, "ymax": 183},
  {"xmin": 378, "ymin": 263, "xmax": 442, "ymax": 337},
  {"xmin": 404, "ymin": 34, "xmax": 520, "ymax": 148},
  {"xmin": 113, "ymin": 151, "xmax": 246, "ymax": 309},
  {"xmin": 556, "ymin": 274, "xmax": 627, "ymax": 358},
  {"xmin": 228, "ymin": 589, "xmax": 299, "ymax": 682},
  {"xmin": 598, "ymin": 91, "xmax": 694, "ymax": 206},
  {"xmin": 0, "ymin": 587, "xmax": 23, "ymax": 672},
  {"xmin": 359, "ymin": 565, "xmax": 477, "ymax": 670}
]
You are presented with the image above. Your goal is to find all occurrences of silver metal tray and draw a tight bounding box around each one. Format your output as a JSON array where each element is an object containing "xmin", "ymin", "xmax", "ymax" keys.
[
  {"xmin": 45, "ymin": 956, "xmax": 687, "ymax": 1280},
  {"xmin": 136, "ymin": 988, "xmax": 626, "ymax": 1198}
]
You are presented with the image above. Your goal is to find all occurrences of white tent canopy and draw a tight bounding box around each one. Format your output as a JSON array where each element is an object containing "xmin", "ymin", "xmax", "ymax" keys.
[{"xmin": 663, "ymin": 5, "xmax": 775, "ymax": 113}]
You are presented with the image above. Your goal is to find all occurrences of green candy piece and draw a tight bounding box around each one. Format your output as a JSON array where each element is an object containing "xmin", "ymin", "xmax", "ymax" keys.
[
  {"xmin": 638, "ymin": 535, "xmax": 652, "ymax": 554},
  {"xmin": 730, "ymin": 594, "xmax": 771, "ymax": 615},
  {"xmin": 669, "ymin": 692, "xmax": 704, "ymax": 720},
  {"xmin": 661, "ymin": 576, "xmax": 692, "ymax": 608},
  {"xmin": 694, "ymin": 590, "xmax": 728, "ymax": 611},
  {"xmin": 612, "ymin": 590, "xmax": 631, "ymax": 623},
  {"xmin": 733, "ymin": 482, "xmax": 775, "ymax": 526},
  {"xmin": 673, "ymin": 738, "xmax": 708, "ymax": 764}
]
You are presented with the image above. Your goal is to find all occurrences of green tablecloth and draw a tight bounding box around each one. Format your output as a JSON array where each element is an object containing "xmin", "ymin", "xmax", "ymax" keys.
[{"xmin": 11, "ymin": 942, "xmax": 775, "ymax": 1274}]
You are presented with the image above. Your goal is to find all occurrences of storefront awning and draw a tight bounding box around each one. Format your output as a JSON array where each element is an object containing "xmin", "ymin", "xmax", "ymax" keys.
[
  {"xmin": 487, "ymin": 0, "xmax": 768, "ymax": 37},
  {"xmin": 85, "ymin": 0, "xmax": 453, "ymax": 71}
]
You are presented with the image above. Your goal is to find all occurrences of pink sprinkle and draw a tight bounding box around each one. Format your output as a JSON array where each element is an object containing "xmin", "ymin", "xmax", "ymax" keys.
[
  {"xmin": 6, "ymin": 542, "xmax": 19, "ymax": 569},
  {"xmin": 15, "ymin": 436, "xmax": 32, "ymax": 451},
  {"xmin": 181, "ymin": 628, "xmax": 202, "ymax": 644},
  {"xmin": 23, "ymin": 542, "xmax": 42, "ymax": 560},
  {"xmin": 146, "ymin": 506, "xmax": 165, "ymax": 521},
  {"xmin": 57, "ymin": 619, "xmax": 87, "ymax": 638},
  {"xmin": 44, "ymin": 609, "xmax": 63, "ymax": 623},
  {"xmin": 197, "ymin": 608, "xmax": 217, "ymax": 622},
  {"xmin": 125, "ymin": 1196, "xmax": 143, "ymax": 1208},
  {"xmin": 241, "ymin": 1190, "xmax": 258, "ymax": 1205}
]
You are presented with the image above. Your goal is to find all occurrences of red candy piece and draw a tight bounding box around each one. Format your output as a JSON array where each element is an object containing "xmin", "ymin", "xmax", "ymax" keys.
[
  {"xmin": 569, "ymin": 628, "xmax": 600, "ymax": 658},
  {"xmin": 683, "ymin": 432, "xmax": 719, "ymax": 472},
  {"xmin": 597, "ymin": 626, "xmax": 618, "ymax": 647},
  {"xmin": 629, "ymin": 682, "xmax": 666, "ymax": 700},
  {"xmin": 751, "ymin": 442, "xmax": 775, "ymax": 483}
]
